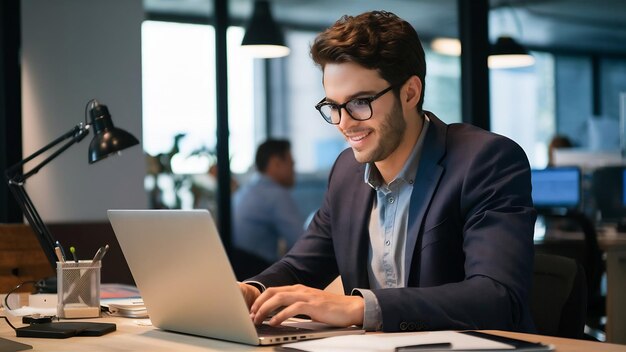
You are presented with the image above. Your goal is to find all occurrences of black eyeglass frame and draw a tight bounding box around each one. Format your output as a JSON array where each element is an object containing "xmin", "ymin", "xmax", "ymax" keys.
[{"xmin": 314, "ymin": 85, "xmax": 397, "ymax": 125}]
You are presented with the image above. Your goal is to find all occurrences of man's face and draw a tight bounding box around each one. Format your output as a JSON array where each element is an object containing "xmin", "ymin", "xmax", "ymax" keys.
[
  {"xmin": 322, "ymin": 62, "xmax": 406, "ymax": 164},
  {"xmin": 271, "ymin": 151, "xmax": 296, "ymax": 188}
]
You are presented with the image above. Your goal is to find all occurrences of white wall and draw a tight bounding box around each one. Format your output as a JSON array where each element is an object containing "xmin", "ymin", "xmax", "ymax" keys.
[{"xmin": 21, "ymin": 0, "xmax": 147, "ymax": 222}]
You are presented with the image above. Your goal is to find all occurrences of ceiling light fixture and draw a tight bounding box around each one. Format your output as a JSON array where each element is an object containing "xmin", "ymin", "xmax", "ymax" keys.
[
  {"xmin": 241, "ymin": 0, "xmax": 290, "ymax": 58},
  {"xmin": 488, "ymin": 3, "xmax": 534, "ymax": 69},
  {"xmin": 489, "ymin": 35, "xmax": 535, "ymax": 69},
  {"xmin": 431, "ymin": 37, "xmax": 462, "ymax": 56}
]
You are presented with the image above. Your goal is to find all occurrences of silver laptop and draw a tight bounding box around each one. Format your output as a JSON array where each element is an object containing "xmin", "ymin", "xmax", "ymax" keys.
[{"xmin": 107, "ymin": 209, "xmax": 364, "ymax": 345}]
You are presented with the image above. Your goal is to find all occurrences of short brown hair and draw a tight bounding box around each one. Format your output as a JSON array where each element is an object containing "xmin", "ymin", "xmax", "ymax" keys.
[
  {"xmin": 255, "ymin": 139, "xmax": 291, "ymax": 172},
  {"xmin": 310, "ymin": 11, "xmax": 426, "ymax": 111}
]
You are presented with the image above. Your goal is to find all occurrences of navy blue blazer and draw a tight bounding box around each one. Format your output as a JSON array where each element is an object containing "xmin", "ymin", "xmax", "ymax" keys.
[{"xmin": 251, "ymin": 112, "xmax": 537, "ymax": 333}]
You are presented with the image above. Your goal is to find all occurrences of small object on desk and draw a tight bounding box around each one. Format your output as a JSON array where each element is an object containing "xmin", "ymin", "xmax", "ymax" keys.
[
  {"xmin": 54, "ymin": 246, "xmax": 65, "ymax": 263},
  {"xmin": 91, "ymin": 244, "xmax": 109, "ymax": 263},
  {"xmin": 22, "ymin": 314, "xmax": 54, "ymax": 324},
  {"xmin": 56, "ymin": 261, "xmax": 102, "ymax": 319},
  {"xmin": 102, "ymin": 299, "xmax": 148, "ymax": 318},
  {"xmin": 395, "ymin": 343, "xmax": 452, "ymax": 352},
  {"xmin": 34, "ymin": 277, "xmax": 57, "ymax": 294},
  {"xmin": 15, "ymin": 322, "xmax": 116, "ymax": 339},
  {"xmin": 69, "ymin": 246, "xmax": 78, "ymax": 263},
  {"xmin": 55, "ymin": 241, "xmax": 67, "ymax": 261}
]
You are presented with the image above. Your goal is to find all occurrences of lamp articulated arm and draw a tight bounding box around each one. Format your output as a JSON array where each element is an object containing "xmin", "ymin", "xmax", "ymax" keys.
[
  {"xmin": 5, "ymin": 98, "xmax": 140, "ymax": 268},
  {"xmin": 5, "ymin": 123, "xmax": 91, "ymax": 267},
  {"xmin": 6, "ymin": 124, "xmax": 89, "ymax": 184}
]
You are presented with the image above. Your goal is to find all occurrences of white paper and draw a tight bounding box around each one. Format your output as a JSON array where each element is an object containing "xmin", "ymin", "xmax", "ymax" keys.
[
  {"xmin": 282, "ymin": 331, "xmax": 514, "ymax": 352},
  {"xmin": 101, "ymin": 298, "xmax": 148, "ymax": 318}
]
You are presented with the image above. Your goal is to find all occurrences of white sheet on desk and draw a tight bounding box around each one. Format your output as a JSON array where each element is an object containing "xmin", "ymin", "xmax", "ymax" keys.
[
  {"xmin": 4, "ymin": 306, "xmax": 57, "ymax": 317},
  {"xmin": 282, "ymin": 330, "xmax": 513, "ymax": 352}
]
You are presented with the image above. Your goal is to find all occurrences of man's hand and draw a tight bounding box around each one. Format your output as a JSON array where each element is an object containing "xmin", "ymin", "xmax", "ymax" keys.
[
  {"xmin": 239, "ymin": 282, "xmax": 261, "ymax": 309},
  {"xmin": 249, "ymin": 284, "xmax": 364, "ymax": 328}
]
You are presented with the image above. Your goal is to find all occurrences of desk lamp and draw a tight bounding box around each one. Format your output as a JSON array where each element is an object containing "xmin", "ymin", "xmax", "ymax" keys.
[{"xmin": 5, "ymin": 99, "xmax": 139, "ymax": 268}]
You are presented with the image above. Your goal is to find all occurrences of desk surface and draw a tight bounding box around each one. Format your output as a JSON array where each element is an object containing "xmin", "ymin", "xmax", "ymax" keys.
[{"xmin": 1, "ymin": 316, "xmax": 625, "ymax": 352}]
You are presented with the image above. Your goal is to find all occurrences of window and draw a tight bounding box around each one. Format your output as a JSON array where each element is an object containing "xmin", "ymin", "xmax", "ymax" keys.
[
  {"xmin": 490, "ymin": 52, "xmax": 556, "ymax": 168},
  {"xmin": 284, "ymin": 30, "xmax": 340, "ymax": 174},
  {"xmin": 141, "ymin": 21, "xmax": 256, "ymax": 208},
  {"xmin": 423, "ymin": 48, "xmax": 461, "ymax": 124}
]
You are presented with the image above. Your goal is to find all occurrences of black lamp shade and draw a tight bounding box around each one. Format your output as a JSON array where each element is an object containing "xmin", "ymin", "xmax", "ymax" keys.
[
  {"xmin": 488, "ymin": 36, "xmax": 535, "ymax": 69},
  {"xmin": 241, "ymin": 0, "xmax": 290, "ymax": 58},
  {"xmin": 491, "ymin": 36, "xmax": 529, "ymax": 56},
  {"xmin": 88, "ymin": 103, "xmax": 139, "ymax": 164}
]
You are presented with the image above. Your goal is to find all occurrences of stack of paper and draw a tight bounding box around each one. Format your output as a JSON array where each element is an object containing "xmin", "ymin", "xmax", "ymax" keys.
[
  {"xmin": 101, "ymin": 298, "xmax": 147, "ymax": 318},
  {"xmin": 100, "ymin": 284, "xmax": 146, "ymax": 318}
]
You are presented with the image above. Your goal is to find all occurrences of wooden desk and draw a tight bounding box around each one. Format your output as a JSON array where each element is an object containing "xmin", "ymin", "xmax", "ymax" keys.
[{"xmin": 1, "ymin": 316, "xmax": 625, "ymax": 352}]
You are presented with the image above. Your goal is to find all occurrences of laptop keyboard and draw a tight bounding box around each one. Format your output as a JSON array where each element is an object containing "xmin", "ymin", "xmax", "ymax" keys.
[{"xmin": 256, "ymin": 323, "xmax": 312, "ymax": 336}]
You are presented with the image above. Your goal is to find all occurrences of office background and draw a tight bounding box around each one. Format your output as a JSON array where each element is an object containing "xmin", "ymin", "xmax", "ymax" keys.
[
  {"xmin": 4, "ymin": 0, "xmax": 626, "ymax": 219},
  {"xmin": 2, "ymin": 0, "xmax": 626, "ymax": 280},
  {"xmin": 2, "ymin": 0, "xmax": 626, "ymax": 343}
]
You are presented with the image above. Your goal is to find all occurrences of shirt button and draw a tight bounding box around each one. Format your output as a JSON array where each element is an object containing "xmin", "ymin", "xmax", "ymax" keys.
[
  {"xmin": 409, "ymin": 179, "xmax": 414, "ymax": 185},
  {"xmin": 385, "ymin": 240, "xmax": 391, "ymax": 246},
  {"xmin": 388, "ymin": 197, "xmax": 395, "ymax": 203}
]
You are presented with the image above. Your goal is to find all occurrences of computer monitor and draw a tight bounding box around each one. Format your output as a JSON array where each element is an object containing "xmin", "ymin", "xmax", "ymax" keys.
[
  {"xmin": 593, "ymin": 166, "xmax": 626, "ymax": 223},
  {"xmin": 623, "ymin": 168, "xmax": 626, "ymax": 207},
  {"xmin": 531, "ymin": 167, "xmax": 581, "ymax": 211},
  {"xmin": 552, "ymin": 148, "xmax": 622, "ymax": 170}
]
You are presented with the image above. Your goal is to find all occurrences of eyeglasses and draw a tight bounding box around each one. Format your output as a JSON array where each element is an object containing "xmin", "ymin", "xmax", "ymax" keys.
[{"xmin": 315, "ymin": 85, "xmax": 396, "ymax": 125}]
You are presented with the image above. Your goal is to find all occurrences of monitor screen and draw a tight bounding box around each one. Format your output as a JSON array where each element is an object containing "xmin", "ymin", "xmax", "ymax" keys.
[
  {"xmin": 592, "ymin": 166, "xmax": 626, "ymax": 222},
  {"xmin": 531, "ymin": 167, "xmax": 581, "ymax": 209},
  {"xmin": 623, "ymin": 168, "xmax": 626, "ymax": 207}
]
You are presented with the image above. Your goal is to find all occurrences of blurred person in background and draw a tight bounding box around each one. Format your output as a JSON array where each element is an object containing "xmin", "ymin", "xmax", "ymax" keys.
[{"xmin": 232, "ymin": 139, "xmax": 304, "ymax": 277}]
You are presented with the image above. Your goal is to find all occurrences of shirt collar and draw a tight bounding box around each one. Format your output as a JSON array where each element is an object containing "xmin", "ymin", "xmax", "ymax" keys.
[{"xmin": 364, "ymin": 115, "xmax": 431, "ymax": 190}]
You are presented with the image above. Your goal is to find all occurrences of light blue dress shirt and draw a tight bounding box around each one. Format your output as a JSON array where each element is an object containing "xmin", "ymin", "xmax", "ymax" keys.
[
  {"xmin": 355, "ymin": 116, "xmax": 430, "ymax": 331},
  {"xmin": 233, "ymin": 174, "xmax": 304, "ymax": 263}
]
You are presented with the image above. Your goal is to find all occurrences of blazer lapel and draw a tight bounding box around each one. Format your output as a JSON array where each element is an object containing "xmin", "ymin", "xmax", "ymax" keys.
[
  {"xmin": 404, "ymin": 113, "xmax": 447, "ymax": 284},
  {"xmin": 346, "ymin": 164, "xmax": 373, "ymax": 290}
]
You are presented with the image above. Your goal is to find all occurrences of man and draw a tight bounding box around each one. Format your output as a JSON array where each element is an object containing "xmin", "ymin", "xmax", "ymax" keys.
[
  {"xmin": 233, "ymin": 139, "xmax": 304, "ymax": 267},
  {"xmin": 239, "ymin": 11, "xmax": 536, "ymax": 333}
]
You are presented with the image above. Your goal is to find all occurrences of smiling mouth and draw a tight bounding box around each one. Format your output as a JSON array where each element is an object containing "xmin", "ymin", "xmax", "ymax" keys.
[{"xmin": 346, "ymin": 130, "xmax": 372, "ymax": 142}]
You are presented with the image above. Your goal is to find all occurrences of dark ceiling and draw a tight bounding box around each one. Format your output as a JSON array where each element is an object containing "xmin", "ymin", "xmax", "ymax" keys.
[{"xmin": 144, "ymin": 0, "xmax": 626, "ymax": 55}]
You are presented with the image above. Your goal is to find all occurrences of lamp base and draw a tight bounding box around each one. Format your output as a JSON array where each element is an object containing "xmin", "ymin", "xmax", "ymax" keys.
[{"xmin": 34, "ymin": 277, "xmax": 57, "ymax": 294}]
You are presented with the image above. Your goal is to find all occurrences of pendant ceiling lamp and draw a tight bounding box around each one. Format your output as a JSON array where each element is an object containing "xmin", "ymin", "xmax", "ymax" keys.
[
  {"xmin": 241, "ymin": 0, "xmax": 290, "ymax": 58},
  {"xmin": 488, "ymin": 35, "xmax": 535, "ymax": 69},
  {"xmin": 488, "ymin": 2, "xmax": 534, "ymax": 69}
]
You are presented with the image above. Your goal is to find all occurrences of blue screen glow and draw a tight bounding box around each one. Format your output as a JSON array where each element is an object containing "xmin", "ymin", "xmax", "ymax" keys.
[{"xmin": 531, "ymin": 168, "xmax": 581, "ymax": 208}]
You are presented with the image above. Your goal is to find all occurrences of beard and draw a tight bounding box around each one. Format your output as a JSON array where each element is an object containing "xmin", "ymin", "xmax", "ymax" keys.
[{"xmin": 351, "ymin": 100, "xmax": 406, "ymax": 164}]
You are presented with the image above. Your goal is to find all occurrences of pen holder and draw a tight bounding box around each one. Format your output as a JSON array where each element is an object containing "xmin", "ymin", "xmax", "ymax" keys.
[{"xmin": 57, "ymin": 261, "xmax": 101, "ymax": 318}]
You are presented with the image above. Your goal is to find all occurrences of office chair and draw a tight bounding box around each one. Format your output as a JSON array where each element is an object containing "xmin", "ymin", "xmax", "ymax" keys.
[
  {"xmin": 536, "ymin": 211, "xmax": 605, "ymax": 333},
  {"xmin": 530, "ymin": 253, "xmax": 587, "ymax": 339}
]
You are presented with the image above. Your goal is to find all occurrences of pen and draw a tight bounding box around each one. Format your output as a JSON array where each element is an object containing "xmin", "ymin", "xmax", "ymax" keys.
[
  {"xmin": 54, "ymin": 246, "xmax": 65, "ymax": 263},
  {"xmin": 55, "ymin": 241, "xmax": 67, "ymax": 261},
  {"xmin": 92, "ymin": 244, "xmax": 110, "ymax": 263},
  {"xmin": 69, "ymin": 246, "xmax": 79, "ymax": 263},
  {"xmin": 395, "ymin": 342, "xmax": 452, "ymax": 351}
]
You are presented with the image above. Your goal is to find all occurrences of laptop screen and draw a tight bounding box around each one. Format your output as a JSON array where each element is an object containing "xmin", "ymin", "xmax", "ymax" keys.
[{"xmin": 531, "ymin": 167, "xmax": 581, "ymax": 210}]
